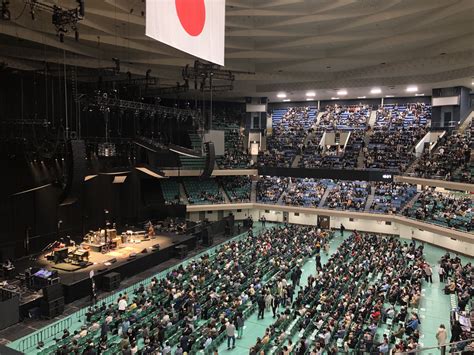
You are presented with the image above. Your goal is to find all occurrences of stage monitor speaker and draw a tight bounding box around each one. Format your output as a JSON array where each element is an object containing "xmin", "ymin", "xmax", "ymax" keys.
[
  {"xmin": 0, "ymin": 290, "xmax": 19, "ymax": 330},
  {"xmin": 201, "ymin": 142, "xmax": 215, "ymax": 178},
  {"xmin": 43, "ymin": 284, "xmax": 63, "ymax": 301},
  {"xmin": 201, "ymin": 228, "xmax": 214, "ymax": 246},
  {"xmin": 102, "ymin": 272, "xmax": 121, "ymax": 291},
  {"xmin": 40, "ymin": 297, "xmax": 64, "ymax": 319},
  {"xmin": 60, "ymin": 140, "xmax": 87, "ymax": 205}
]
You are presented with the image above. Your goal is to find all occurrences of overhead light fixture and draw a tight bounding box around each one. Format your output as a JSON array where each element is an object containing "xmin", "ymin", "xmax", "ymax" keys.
[
  {"xmin": 336, "ymin": 90, "xmax": 347, "ymax": 96},
  {"xmin": 357, "ymin": 96, "xmax": 366, "ymax": 99},
  {"xmin": 406, "ymin": 86, "xmax": 418, "ymax": 93},
  {"xmin": 306, "ymin": 98, "xmax": 313, "ymax": 101},
  {"xmin": 370, "ymin": 88, "xmax": 382, "ymax": 94},
  {"xmin": 277, "ymin": 92, "xmax": 286, "ymax": 98},
  {"xmin": 385, "ymin": 95, "xmax": 394, "ymax": 98},
  {"xmin": 283, "ymin": 99, "xmax": 291, "ymax": 102},
  {"xmin": 415, "ymin": 93, "xmax": 425, "ymax": 96},
  {"xmin": 306, "ymin": 92, "xmax": 316, "ymax": 97},
  {"xmin": 331, "ymin": 97, "xmax": 339, "ymax": 100}
]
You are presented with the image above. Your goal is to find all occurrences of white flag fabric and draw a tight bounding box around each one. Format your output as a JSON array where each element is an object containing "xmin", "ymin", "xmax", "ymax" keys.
[{"xmin": 146, "ymin": 0, "xmax": 225, "ymax": 66}]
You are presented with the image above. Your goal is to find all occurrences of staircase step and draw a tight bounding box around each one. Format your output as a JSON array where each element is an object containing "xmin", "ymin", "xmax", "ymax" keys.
[{"xmin": 319, "ymin": 184, "xmax": 334, "ymax": 208}]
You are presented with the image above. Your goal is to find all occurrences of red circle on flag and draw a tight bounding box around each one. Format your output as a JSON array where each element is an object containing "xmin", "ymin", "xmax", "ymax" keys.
[{"xmin": 175, "ymin": 0, "xmax": 206, "ymax": 37}]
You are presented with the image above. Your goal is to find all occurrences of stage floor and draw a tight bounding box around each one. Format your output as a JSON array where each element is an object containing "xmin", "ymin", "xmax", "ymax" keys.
[{"xmin": 35, "ymin": 233, "xmax": 191, "ymax": 286}]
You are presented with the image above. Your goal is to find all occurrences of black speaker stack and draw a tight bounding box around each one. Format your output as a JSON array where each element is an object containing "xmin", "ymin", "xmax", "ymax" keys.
[
  {"xmin": 40, "ymin": 284, "xmax": 64, "ymax": 319},
  {"xmin": 102, "ymin": 272, "xmax": 121, "ymax": 292},
  {"xmin": 201, "ymin": 228, "xmax": 214, "ymax": 246},
  {"xmin": 201, "ymin": 142, "xmax": 215, "ymax": 178},
  {"xmin": 60, "ymin": 140, "xmax": 87, "ymax": 205}
]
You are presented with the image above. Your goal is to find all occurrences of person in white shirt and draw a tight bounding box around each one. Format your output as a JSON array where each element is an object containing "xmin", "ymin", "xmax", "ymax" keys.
[
  {"xmin": 118, "ymin": 297, "xmax": 127, "ymax": 313},
  {"xmin": 226, "ymin": 320, "xmax": 236, "ymax": 350}
]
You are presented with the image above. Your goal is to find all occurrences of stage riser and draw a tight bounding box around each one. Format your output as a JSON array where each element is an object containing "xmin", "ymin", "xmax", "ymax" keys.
[{"xmin": 62, "ymin": 235, "xmax": 197, "ymax": 303}]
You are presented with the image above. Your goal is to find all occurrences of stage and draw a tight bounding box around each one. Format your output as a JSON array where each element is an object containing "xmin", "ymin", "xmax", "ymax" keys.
[{"xmin": 30, "ymin": 232, "xmax": 198, "ymax": 303}]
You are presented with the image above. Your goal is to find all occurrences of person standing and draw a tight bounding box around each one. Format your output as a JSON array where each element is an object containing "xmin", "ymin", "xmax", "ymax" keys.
[
  {"xmin": 424, "ymin": 263, "xmax": 433, "ymax": 283},
  {"xmin": 236, "ymin": 314, "xmax": 244, "ymax": 339},
  {"xmin": 436, "ymin": 324, "xmax": 447, "ymax": 355},
  {"xmin": 226, "ymin": 320, "xmax": 236, "ymax": 350},
  {"xmin": 340, "ymin": 223, "xmax": 345, "ymax": 237},
  {"xmin": 438, "ymin": 266, "xmax": 446, "ymax": 283},
  {"xmin": 257, "ymin": 293, "xmax": 266, "ymax": 320}
]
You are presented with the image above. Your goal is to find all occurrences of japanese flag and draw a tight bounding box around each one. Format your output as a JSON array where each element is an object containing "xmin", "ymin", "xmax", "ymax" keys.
[{"xmin": 146, "ymin": 0, "xmax": 226, "ymax": 66}]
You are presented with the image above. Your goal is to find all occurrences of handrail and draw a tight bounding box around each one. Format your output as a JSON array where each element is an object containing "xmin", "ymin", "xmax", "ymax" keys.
[
  {"xmin": 379, "ymin": 338, "xmax": 474, "ymax": 354},
  {"xmin": 185, "ymin": 202, "xmax": 474, "ymax": 244}
]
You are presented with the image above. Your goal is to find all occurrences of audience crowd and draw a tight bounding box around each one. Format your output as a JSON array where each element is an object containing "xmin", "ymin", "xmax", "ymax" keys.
[
  {"xmin": 413, "ymin": 132, "xmax": 472, "ymax": 182},
  {"xmin": 324, "ymin": 181, "xmax": 370, "ymax": 211},
  {"xmin": 364, "ymin": 103, "xmax": 431, "ymax": 171},
  {"xmin": 369, "ymin": 182, "xmax": 417, "ymax": 214},
  {"xmin": 282, "ymin": 178, "xmax": 328, "ymax": 207},
  {"xmin": 405, "ymin": 189, "xmax": 473, "ymax": 232},
  {"xmin": 319, "ymin": 104, "xmax": 370, "ymax": 130},
  {"xmin": 259, "ymin": 106, "xmax": 317, "ymax": 167},
  {"xmin": 257, "ymin": 176, "xmax": 289, "ymax": 204},
  {"xmin": 220, "ymin": 176, "xmax": 252, "ymax": 203},
  {"xmin": 250, "ymin": 231, "xmax": 431, "ymax": 354}
]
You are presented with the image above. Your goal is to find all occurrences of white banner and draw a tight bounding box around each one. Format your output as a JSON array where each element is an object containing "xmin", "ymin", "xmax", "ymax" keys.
[{"xmin": 146, "ymin": 0, "xmax": 225, "ymax": 66}]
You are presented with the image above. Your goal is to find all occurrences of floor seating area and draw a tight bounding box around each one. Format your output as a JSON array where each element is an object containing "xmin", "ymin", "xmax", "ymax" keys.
[
  {"xmin": 324, "ymin": 180, "xmax": 371, "ymax": 211},
  {"xmin": 182, "ymin": 178, "xmax": 224, "ymax": 204},
  {"xmin": 219, "ymin": 176, "xmax": 252, "ymax": 202},
  {"xmin": 405, "ymin": 189, "xmax": 473, "ymax": 232},
  {"xmin": 364, "ymin": 103, "xmax": 431, "ymax": 171},
  {"xmin": 31, "ymin": 224, "xmax": 331, "ymax": 355},
  {"xmin": 250, "ymin": 232, "xmax": 428, "ymax": 355},
  {"xmin": 258, "ymin": 106, "xmax": 317, "ymax": 167},
  {"xmin": 369, "ymin": 182, "xmax": 417, "ymax": 213}
]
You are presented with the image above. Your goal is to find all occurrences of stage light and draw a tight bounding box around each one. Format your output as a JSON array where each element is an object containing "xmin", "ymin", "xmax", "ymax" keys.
[
  {"xmin": 306, "ymin": 92, "xmax": 316, "ymax": 97},
  {"xmin": 98, "ymin": 142, "xmax": 117, "ymax": 157},
  {"xmin": 283, "ymin": 99, "xmax": 291, "ymax": 102},
  {"xmin": 357, "ymin": 96, "xmax": 366, "ymax": 99},
  {"xmin": 406, "ymin": 86, "xmax": 418, "ymax": 93},
  {"xmin": 306, "ymin": 98, "xmax": 313, "ymax": 101},
  {"xmin": 277, "ymin": 92, "xmax": 286, "ymax": 98},
  {"xmin": 331, "ymin": 97, "xmax": 339, "ymax": 100},
  {"xmin": 385, "ymin": 95, "xmax": 394, "ymax": 98},
  {"xmin": 336, "ymin": 90, "xmax": 347, "ymax": 96},
  {"xmin": 415, "ymin": 93, "xmax": 425, "ymax": 96},
  {"xmin": 370, "ymin": 88, "xmax": 382, "ymax": 94}
]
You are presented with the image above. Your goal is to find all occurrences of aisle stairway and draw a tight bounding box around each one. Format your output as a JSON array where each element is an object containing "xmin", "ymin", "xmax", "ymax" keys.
[
  {"xmin": 318, "ymin": 184, "xmax": 334, "ymax": 207},
  {"xmin": 368, "ymin": 110, "xmax": 377, "ymax": 127},
  {"xmin": 401, "ymin": 192, "xmax": 421, "ymax": 212},
  {"xmin": 251, "ymin": 180, "xmax": 257, "ymax": 203},
  {"xmin": 219, "ymin": 186, "xmax": 231, "ymax": 203},
  {"xmin": 179, "ymin": 182, "xmax": 188, "ymax": 203},
  {"xmin": 365, "ymin": 186, "xmax": 376, "ymax": 211}
]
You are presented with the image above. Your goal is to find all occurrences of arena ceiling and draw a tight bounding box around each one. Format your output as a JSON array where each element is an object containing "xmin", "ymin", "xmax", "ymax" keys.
[{"xmin": 0, "ymin": 0, "xmax": 473, "ymax": 101}]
